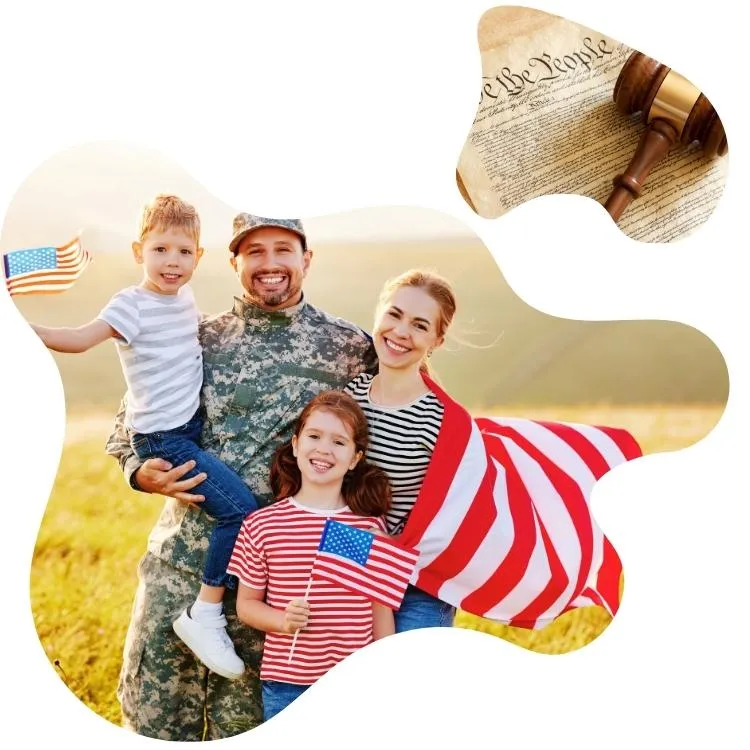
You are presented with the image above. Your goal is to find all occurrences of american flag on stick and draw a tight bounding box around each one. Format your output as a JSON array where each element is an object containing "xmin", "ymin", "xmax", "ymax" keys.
[
  {"xmin": 3, "ymin": 235, "xmax": 91, "ymax": 296},
  {"xmin": 397, "ymin": 376, "xmax": 642, "ymax": 630},
  {"xmin": 310, "ymin": 519, "xmax": 420, "ymax": 610}
]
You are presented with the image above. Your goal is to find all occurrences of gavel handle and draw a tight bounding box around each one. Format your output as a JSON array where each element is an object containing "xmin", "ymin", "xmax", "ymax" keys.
[{"xmin": 604, "ymin": 118, "xmax": 679, "ymax": 222}]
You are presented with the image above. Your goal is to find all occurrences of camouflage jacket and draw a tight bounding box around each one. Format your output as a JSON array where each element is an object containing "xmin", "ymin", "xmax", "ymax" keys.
[{"xmin": 105, "ymin": 295, "xmax": 377, "ymax": 577}]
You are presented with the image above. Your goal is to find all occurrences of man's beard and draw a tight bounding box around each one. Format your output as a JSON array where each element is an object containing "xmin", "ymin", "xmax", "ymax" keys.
[
  {"xmin": 259, "ymin": 289, "xmax": 291, "ymax": 307},
  {"xmin": 244, "ymin": 279, "xmax": 301, "ymax": 310}
]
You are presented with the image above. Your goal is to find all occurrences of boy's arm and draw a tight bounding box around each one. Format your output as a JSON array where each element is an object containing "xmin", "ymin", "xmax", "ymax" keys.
[
  {"xmin": 372, "ymin": 603, "xmax": 395, "ymax": 640},
  {"xmin": 31, "ymin": 319, "xmax": 116, "ymax": 353}
]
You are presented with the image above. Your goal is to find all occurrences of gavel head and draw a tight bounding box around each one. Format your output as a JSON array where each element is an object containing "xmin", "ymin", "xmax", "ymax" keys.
[{"xmin": 613, "ymin": 51, "xmax": 727, "ymax": 158}]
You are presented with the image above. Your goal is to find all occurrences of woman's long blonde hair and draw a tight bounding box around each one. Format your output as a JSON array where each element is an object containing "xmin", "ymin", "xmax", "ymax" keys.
[{"xmin": 375, "ymin": 269, "xmax": 457, "ymax": 376}]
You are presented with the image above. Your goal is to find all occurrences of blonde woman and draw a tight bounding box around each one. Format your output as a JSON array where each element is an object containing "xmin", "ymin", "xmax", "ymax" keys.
[{"xmin": 345, "ymin": 269, "xmax": 457, "ymax": 631}]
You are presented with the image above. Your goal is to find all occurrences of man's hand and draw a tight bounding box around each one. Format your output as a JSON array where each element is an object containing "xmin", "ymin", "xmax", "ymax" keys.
[
  {"xmin": 133, "ymin": 458, "xmax": 207, "ymax": 504},
  {"xmin": 282, "ymin": 599, "xmax": 310, "ymax": 634}
]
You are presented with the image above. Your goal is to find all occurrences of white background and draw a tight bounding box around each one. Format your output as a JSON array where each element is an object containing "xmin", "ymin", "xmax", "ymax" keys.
[{"xmin": 0, "ymin": 0, "xmax": 747, "ymax": 747}]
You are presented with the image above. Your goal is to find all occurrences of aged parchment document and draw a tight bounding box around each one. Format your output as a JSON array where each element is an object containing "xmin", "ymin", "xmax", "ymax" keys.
[{"xmin": 457, "ymin": 7, "xmax": 727, "ymax": 242}]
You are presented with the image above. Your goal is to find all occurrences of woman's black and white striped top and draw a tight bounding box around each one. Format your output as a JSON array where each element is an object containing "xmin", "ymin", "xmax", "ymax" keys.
[{"xmin": 345, "ymin": 372, "xmax": 445, "ymax": 535}]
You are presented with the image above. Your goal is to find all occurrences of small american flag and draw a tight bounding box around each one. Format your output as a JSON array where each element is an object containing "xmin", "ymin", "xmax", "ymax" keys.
[
  {"xmin": 310, "ymin": 519, "xmax": 420, "ymax": 610},
  {"xmin": 3, "ymin": 236, "xmax": 91, "ymax": 296}
]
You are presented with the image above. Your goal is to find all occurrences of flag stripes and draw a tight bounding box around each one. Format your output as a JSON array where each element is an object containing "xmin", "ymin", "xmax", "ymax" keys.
[
  {"xmin": 310, "ymin": 519, "xmax": 419, "ymax": 610},
  {"xmin": 398, "ymin": 376, "xmax": 640, "ymax": 630},
  {"xmin": 3, "ymin": 236, "xmax": 91, "ymax": 296}
]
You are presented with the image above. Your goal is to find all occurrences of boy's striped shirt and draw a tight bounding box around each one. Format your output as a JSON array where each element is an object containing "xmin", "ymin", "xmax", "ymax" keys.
[{"xmin": 97, "ymin": 284, "xmax": 202, "ymax": 433}]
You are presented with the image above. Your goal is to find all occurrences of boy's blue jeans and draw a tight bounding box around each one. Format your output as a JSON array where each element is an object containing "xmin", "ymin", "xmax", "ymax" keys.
[
  {"xmin": 131, "ymin": 409, "xmax": 258, "ymax": 589},
  {"xmin": 394, "ymin": 585, "xmax": 455, "ymax": 632}
]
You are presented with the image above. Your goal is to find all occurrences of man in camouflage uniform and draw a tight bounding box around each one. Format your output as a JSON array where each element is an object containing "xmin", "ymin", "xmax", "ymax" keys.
[{"xmin": 105, "ymin": 213, "xmax": 377, "ymax": 741}]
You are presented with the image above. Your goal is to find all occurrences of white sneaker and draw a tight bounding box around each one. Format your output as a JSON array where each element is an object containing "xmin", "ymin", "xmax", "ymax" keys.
[{"xmin": 173, "ymin": 608, "xmax": 245, "ymax": 680}]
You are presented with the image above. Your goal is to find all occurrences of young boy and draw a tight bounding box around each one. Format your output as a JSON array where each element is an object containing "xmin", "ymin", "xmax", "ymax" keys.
[{"xmin": 31, "ymin": 194, "xmax": 257, "ymax": 680}]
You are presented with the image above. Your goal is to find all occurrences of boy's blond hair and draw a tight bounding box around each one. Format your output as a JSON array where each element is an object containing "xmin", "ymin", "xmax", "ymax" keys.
[{"xmin": 138, "ymin": 194, "xmax": 201, "ymax": 245}]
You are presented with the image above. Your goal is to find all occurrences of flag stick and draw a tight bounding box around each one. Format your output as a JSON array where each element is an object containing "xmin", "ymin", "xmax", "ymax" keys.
[{"xmin": 287, "ymin": 576, "xmax": 313, "ymax": 663}]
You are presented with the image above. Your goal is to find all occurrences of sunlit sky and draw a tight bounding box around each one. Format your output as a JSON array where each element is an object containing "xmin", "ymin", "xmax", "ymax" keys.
[
  {"xmin": 0, "ymin": 143, "xmax": 477, "ymax": 252},
  {"xmin": 302, "ymin": 206, "xmax": 475, "ymax": 242}
]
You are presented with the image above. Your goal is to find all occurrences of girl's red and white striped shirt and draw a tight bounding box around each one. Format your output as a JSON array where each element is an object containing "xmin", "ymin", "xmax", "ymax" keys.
[{"xmin": 227, "ymin": 497, "xmax": 386, "ymax": 685}]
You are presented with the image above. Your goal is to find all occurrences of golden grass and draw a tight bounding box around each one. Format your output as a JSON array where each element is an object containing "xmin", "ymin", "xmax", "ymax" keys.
[{"xmin": 30, "ymin": 405, "xmax": 723, "ymax": 724}]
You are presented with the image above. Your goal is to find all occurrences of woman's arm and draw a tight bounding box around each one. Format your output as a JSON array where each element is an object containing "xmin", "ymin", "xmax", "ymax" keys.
[
  {"xmin": 236, "ymin": 583, "xmax": 310, "ymax": 634},
  {"xmin": 372, "ymin": 603, "xmax": 395, "ymax": 640},
  {"xmin": 31, "ymin": 319, "xmax": 115, "ymax": 353}
]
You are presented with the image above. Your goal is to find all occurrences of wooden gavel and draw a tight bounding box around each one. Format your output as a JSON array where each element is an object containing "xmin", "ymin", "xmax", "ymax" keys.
[{"xmin": 604, "ymin": 51, "xmax": 728, "ymax": 222}]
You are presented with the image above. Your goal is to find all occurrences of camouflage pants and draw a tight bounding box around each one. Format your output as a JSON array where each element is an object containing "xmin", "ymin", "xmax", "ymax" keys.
[{"xmin": 117, "ymin": 553, "xmax": 264, "ymax": 741}]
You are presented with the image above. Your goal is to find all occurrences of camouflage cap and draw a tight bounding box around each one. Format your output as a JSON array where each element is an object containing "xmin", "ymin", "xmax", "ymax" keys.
[{"xmin": 229, "ymin": 213, "xmax": 307, "ymax": 254}]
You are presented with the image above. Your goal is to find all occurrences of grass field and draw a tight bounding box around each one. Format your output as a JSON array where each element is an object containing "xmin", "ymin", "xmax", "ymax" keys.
[{"xmin": 30, "ymin": 404, "xmax": 723, "ymax": 725}]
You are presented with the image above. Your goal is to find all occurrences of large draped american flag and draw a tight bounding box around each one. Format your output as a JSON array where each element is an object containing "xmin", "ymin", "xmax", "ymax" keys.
[{"xmin": 397, "ymin": 376, "xmax": 642, "ymax": 630}]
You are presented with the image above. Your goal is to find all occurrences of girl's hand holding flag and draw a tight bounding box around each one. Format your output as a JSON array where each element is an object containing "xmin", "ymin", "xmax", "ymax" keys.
[{"xmin": 283, "ymin": 599, "xmax": 310, "ymax": 634}]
